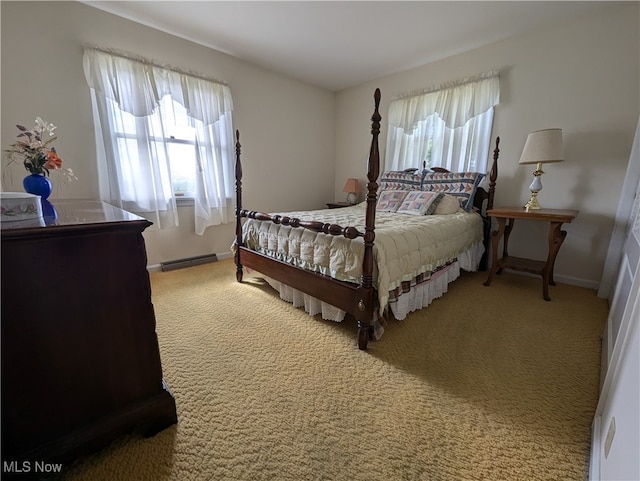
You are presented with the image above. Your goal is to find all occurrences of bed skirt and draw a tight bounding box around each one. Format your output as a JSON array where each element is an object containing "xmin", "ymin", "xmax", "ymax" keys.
[{"xmin": 255, "ymin": 240, "xmax": 484, "ymax": 341}]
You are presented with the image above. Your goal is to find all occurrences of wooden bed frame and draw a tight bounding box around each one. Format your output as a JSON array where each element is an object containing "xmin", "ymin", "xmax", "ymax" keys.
[{"xmin": 234, "ymin": 88, "xmax": 499, "ymax": 350}]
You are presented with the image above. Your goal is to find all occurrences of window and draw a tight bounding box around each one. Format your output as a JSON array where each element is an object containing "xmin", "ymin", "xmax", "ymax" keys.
[
  {"xmin": 385, "ymin": 71, "xmax": 500, "ymax": 174},
  {"xmin": 84, "ymin": 47, "xmax": 235, "ymax": 235},
  {"xmin": 108, "ymin": 96, "xmax": 201, "ymax": 198}
]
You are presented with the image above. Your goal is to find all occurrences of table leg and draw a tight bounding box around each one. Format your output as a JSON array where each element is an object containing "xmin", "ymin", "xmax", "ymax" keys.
[
  {"xmin": 541, "ymin": 221, "xmax": 567, "ymax": 301},
  {"xmin": 498, "ymin": 218, "xmax": 515, "ymax": 275},
  {"xmin": 484, "ymin": 218, "xmax": 507, "ymax": 287}
]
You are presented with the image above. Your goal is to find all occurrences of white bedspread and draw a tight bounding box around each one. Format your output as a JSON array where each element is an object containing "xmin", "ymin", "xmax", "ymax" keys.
[{"xmin": 241, "ymin": 203, "xmax": 484, "ymax": 314}]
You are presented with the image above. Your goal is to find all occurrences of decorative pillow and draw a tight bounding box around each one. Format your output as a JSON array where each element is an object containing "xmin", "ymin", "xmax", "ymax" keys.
[
  {"xmin": 379, "ymin": 171, "xmax": 422, "ymax": 192},
  {"xmin": 376, "ymin": 190, "xmax": 409, "ymax": 212},
  {"xmin": 397, "ymin": 191, "xmax": 444, "ymax": 216},
  {"xmin": 432, "ymin": 194, "xmax": 462, "ymax": 215},
  {"xmin": 421, "ymin": 172, "xmax": 485, "ymax": 212}
]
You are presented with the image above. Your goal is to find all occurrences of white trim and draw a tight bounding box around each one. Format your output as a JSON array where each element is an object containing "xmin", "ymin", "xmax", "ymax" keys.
[
  {"xmin": 553, "ymin": 274, "xmax": 599, "ymax": 291},
  {"xmin": 498, "ymin": 269, "xmax": 599, "ymax": 291},
  {"xmin": 590, "ymin": 415, "xmax": 602, "ymax": 481},
  {"xmin": 148, "ymin": 260, "xmax": 600, "ymax": 287}
]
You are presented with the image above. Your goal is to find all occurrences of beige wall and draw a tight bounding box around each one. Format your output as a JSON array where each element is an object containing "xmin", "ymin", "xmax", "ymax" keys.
[
  {"xmin": 0, "ymin": 1, "xmax": 335, "ymax": 265},
  {"xmin": 335, "ymin": 3, "xmax": 639, "ymax": 288}
]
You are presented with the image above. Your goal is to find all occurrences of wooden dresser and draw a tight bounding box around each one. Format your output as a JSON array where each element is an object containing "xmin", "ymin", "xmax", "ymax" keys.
[{"xmin": 1, "ymin": 200, "xmax": 177, "ymax": 473}]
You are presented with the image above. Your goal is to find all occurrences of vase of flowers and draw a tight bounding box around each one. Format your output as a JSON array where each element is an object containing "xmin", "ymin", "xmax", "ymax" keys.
[
  {"xmin": 23, "ymin": 173, "xmax": 53, "ymax": 200},
  {"xmin": 3, "ymin": 117, "xmax": 76, "ymax": 199}
]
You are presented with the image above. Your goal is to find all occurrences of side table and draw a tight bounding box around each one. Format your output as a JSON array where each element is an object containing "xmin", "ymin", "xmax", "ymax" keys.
[
  {"xmin": 326, "ymin": 202, "xmax": 351, "ymax": 209},
  {"xmin": 483, "ymin": 206, "xmax": 579, "ymax": 301}
]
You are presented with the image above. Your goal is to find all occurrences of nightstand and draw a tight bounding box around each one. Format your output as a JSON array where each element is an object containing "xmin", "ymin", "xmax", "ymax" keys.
[
  {"xmin": 483, "ymin": 206, "xmax": 579, "ymax": 301},
  {"xmin": 326, "ymin": 202, "xmax": 351, "ymax": 209}
]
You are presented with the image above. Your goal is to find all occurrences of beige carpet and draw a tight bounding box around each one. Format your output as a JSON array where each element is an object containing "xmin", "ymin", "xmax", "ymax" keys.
[{"xmin": 65, "ymin": 258, "xmax": 607, "ymax": 481}]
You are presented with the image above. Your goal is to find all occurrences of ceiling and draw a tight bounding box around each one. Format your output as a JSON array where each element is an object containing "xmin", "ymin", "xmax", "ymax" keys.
[{"xmin": 84, "ymin": 1, "xmax": 617, "ymax": 91}]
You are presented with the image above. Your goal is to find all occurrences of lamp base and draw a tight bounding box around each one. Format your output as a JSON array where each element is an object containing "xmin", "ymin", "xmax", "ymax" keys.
[
  {"xmin": 346, "ymin": 192, "xmax": 358, "ymax": 205},
  {"xmin": 525, "ymin": 168, "xmax": 544, "ymax": 211},
  {"xmin": 524, "ymin": 192, "xmax": 542, "ymax": 211}
]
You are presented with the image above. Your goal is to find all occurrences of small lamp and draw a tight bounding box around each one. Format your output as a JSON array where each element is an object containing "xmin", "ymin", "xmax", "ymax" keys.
[
  {"xmin": 519, "ymin": 128, "xmax": 564, "ymax": 211},
  {"xmin": 343, "ymin": 178, "xmax": 362, "ymax": 205}
]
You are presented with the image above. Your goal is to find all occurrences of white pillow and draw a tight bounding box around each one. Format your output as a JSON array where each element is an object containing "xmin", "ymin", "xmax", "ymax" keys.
[
  {"xmin": 397, "ymin": 191, "xmax": 443, "ymax": 216},
  {"xmin": 432, "ymin": 194, "xmax": 462, "ymax": 215}
]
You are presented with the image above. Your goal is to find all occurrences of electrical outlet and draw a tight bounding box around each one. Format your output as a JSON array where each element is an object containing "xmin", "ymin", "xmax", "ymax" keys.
[{"xmin": 604, "ymin": 416, "xmax": 616, "ymax": 459}]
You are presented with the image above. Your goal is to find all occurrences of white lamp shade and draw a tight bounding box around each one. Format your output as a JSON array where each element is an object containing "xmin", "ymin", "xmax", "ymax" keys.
[{"xmin": 519, "ymin": 129, "xmax": 564, "ymax": 165}]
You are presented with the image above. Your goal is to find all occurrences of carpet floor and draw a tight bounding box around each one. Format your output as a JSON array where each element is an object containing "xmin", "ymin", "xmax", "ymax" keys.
[{"xmin": 64, "ymin": 258, "xmax": 607, "ymax": 481}]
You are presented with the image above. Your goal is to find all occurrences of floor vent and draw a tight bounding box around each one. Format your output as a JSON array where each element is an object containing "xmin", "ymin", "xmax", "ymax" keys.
[{"xmin": 161, "ymin": 253, "xmax": 218, "ymax": 272}]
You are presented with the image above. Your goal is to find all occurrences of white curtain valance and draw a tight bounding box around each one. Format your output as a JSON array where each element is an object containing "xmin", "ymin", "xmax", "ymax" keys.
[
  {"xmin": 83, "ymin": 46, "xmax": 236, "ymax": 235},
  {"xmin": 83, "ymin": 47, "xmax": 233, "ymax": 125},
  {"xmin": 388, "ymin": 71, "xmax": 500, "ymax": 132}
]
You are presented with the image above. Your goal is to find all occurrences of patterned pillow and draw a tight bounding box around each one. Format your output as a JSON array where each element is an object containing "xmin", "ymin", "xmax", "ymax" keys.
[
  {"xmin": 397, "ymin": 191, "xmax": 444, "ymax": 216},
  {"xmin": 379, "ymin": 171, "xmax": 422, "ymax": 192},
  {"xmin": 376, "ymin": 190, "xmax": 409, "ymax": 212},
  {"xmin": 421, "ymin": 172, "xmax": 485, "ymax": 212}
]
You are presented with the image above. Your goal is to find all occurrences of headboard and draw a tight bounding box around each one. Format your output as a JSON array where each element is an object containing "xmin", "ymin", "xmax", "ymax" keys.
[
  {"xmin": 420, "ymin": 137, "xmax": 500, "ymax": 215},
  {"xmin": 378, "ymin": 137, "xmax": 499, "ymax": 216}
]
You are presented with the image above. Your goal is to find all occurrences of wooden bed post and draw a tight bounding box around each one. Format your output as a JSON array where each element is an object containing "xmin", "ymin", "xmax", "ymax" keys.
[
  {"xmin": 356, "ymin": 88, "xmax": 382, "ymax": 350},
  {"xmin": 479, "ymin": 136, "xmax": 500, "ymax": 271},
  {"xmin": 487, "ymin": 136, "xmax": 499, "ymax": 211},
  {"xmin": 234, "ymin": 130, "xmax": 244, "ymax": 282}
]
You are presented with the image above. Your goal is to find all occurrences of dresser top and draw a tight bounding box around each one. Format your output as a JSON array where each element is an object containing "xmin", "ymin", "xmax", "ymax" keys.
[{"xmin": 1, "ymin": 199, "xmax": 151, "ymax": 236}]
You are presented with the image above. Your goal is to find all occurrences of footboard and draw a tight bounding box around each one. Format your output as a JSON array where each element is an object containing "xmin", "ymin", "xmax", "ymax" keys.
[{"xmin": 234, "ymin": 89, "xmax": 382, "ymax": 350}]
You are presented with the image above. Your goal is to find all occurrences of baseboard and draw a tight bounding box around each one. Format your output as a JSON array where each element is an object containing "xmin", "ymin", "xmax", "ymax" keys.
[
  {"xmin": 589, "ymin": 415, "xmax": 602, "ymax": 480},
  {"xmin": 554, "ymin": 273, "xmax": 599, "ymax": 291},
  {"xmin": 161, "ymin": 253, "xmax": 218, "ymax": 271},
  {"xmin": 147, "ymin": 251, "xmax": 232, "ymax": 273},
  {"xmin": 500, "ymin": 269, "xmax": 599, "ymax": 291},
  {"xmin": 217, "ymin": 251, "xmax": 233, "ymax": 261},
  {"xmin": 149, "ymin": 256, "xmax": 598, "ymax": 287}
]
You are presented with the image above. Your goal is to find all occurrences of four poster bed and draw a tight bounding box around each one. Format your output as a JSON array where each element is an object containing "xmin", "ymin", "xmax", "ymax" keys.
[{"xmin": 233, "ymin": 88, "xmax": 499, "ymax": 350}]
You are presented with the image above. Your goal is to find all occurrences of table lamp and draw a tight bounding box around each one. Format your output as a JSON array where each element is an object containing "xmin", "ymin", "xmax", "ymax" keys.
[
  {"xmin": 519, "ymin": 128, "xmax": 564, "ymax": 211},
  {"xmin": 343, "ymin": 178, "xmax": 362, "ymax": 205}
]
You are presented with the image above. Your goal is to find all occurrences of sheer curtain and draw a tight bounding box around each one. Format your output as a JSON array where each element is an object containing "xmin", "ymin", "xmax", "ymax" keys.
[
  {"xmin": 83, "ymin": 47, "xmax": 235, "ymax": 235},
  {"xmin": 386, "ymin": 71, "xmax": 500, "ymax": 173}
]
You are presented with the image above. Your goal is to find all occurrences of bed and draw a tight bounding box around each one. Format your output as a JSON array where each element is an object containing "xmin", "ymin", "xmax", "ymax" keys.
[{"xmin": 233, "ymin": 88, "xmax": 499, "ymax": 349}]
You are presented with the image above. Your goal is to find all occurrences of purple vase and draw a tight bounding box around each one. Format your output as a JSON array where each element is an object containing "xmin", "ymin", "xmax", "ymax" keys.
[{"xmin": 23, "ymin": 174, "xmax": 53, "ymax": 200}]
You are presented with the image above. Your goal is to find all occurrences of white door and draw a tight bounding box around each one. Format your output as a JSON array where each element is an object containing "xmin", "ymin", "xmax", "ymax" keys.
[
  {"xmin": 605, "ymin": 171, "xmax": 640, "ymax": 367},
  {"xmin": 590, "ymin": 119, "xmax": 640, "ymax": 480},
  {"xmin": 599, "ymin": 117, "xmax": 640, "ymax": 370},
  {"xmin": 590, "ymin": 269, "xmax": 639, "ymax": 481}
]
